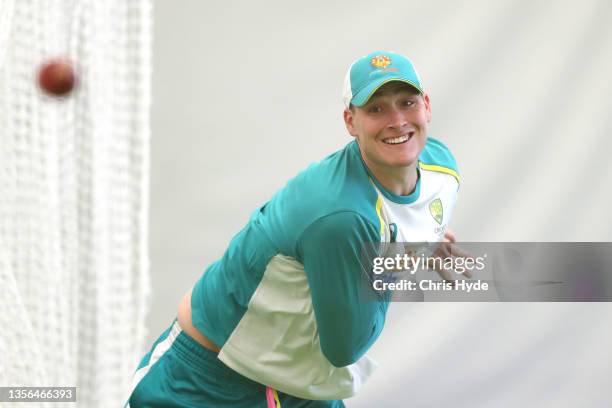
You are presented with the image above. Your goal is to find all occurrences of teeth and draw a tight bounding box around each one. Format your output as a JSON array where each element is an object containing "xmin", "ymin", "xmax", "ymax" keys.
[{"xmin": 384, "ymin": 135, "xmax": 410, "ymax": 144}]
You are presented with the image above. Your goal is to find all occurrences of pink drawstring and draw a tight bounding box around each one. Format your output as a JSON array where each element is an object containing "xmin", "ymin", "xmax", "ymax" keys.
[{"xmin": 266, "ymin": 386, "xmax": 280, "ymax": 408}]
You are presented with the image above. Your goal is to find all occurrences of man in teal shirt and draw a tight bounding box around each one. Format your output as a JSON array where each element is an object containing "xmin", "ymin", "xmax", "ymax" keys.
[{"xmin": 127, "ymin": 50, "xmax": 464, "ymax": 408}]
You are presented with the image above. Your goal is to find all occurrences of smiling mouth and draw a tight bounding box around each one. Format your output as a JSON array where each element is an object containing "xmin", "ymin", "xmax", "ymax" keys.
[{"xmin": 383, "ymin": 132, "xmax": 414, "ymax": 145}]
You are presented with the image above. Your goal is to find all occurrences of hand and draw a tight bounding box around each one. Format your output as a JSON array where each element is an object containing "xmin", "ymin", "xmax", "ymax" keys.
[{"xmin": 427, "ymin": 229, "xmax": 474, "ymax": 282}]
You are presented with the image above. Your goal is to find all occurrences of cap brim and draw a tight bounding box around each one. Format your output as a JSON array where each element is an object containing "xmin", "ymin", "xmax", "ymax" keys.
[{"xmin": 351, "ymin": 78, "xmax": 423, "ymax": 107}]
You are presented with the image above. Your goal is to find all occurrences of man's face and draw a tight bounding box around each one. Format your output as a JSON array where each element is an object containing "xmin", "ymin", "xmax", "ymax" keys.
[{"xmin": 344, "ymin": 81, "xmax": 431, "ymax": 172}]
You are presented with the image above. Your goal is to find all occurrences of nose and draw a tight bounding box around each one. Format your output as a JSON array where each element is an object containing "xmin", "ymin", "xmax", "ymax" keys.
[{"xmin": 387, "ymin": 107, "xmax": 407, "ymax": 130}]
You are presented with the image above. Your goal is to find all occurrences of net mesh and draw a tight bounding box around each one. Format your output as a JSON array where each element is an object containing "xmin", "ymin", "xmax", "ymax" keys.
[{"xmin": 0, "ymin": 0, "xmax": 152, "ymax": 406}]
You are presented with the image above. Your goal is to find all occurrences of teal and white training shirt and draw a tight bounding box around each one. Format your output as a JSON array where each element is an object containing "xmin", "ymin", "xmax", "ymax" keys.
[{"xmin": 191, "ymin": 138, "xmax": 460, "ymax": 400}]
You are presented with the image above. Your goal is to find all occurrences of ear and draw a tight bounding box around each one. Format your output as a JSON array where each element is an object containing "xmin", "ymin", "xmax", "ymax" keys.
[
  {"xmin": 343, "ymin": 108, "xmax": 358, "ymax": 138},
  {"xmin": 423, "ymin": 93, "xmax": 432, "ymax": 123}
]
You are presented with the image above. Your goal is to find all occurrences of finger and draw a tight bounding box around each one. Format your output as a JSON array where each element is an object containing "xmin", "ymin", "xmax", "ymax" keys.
[
  {"xmin": 434, "ymin": 256, "xmax": 474, "ymax": 279},
  {"xmin": 434, "ymin": 241, "xmax": 453, "ymax": 258},
  {"xmin": 444, "ymin": 229, "xmax": 456, "ymax": 243},
  {"xmin": 447, "ymin": 250, "xmax": 475, "ymax": 279},
  {"xmin": 430, "ymin": 253, "xmax": 475, "ymax": 279},
  {"xmin": 447, "ymin": 244, "xmax": 474, "ymax": 260},
  {"xmin": 459, "ymin": 265, "xmax": 474, "ymax": 279},
  {"xmin": 427, "ymin": 259, "xmax": 455, "ymax": 282}
]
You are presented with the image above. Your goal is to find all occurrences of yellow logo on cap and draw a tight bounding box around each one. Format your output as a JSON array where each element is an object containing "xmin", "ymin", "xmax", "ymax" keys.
[{"xmin": 371, "ymin": 55, "xmax": 391, "ymax": 69}]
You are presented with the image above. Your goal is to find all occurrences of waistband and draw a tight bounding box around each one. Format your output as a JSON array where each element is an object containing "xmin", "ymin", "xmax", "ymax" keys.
[
  {"xmin": 169, "ymin": 320, "xmax": 233, "ymax": 374},
  {"xmin": 169, "ymin": 319, "xmax": 282, "ymax": 407}
]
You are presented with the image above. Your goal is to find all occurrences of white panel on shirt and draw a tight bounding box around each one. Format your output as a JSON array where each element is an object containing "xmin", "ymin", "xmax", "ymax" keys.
[{"xmin": 376, "ymin": 170, "xmax": 459, "ymax": 244}]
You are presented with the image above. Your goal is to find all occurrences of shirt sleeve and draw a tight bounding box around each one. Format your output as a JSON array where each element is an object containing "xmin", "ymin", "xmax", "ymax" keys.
[{"xmin": 297, "ymin": 211, "xmax": 389, "ymax": 367}]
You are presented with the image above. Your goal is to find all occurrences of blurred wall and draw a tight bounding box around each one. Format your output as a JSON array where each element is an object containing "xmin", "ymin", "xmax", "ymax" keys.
[{"xmin": 150, "ymin": 1, "xmax": 612, "ymax": 406}]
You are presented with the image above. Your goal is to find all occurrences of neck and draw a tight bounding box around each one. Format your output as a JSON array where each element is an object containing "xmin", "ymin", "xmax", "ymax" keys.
[{"xmin": 362, "ymin": 155, "xmax": 419, "ymax": 196}]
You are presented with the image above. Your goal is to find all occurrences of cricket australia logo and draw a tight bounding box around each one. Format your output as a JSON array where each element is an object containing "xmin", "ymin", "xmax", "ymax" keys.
[
  {"xmin": 371, "ymin": 54, "xmax": 399, "ymax": 72},
  {"xmin": 371, "ymin": 55, "xmax": 391, "ymax": 69},
  {"xmin": 429, "ymin": 198, "xmax": 443, "ymax": 225}
]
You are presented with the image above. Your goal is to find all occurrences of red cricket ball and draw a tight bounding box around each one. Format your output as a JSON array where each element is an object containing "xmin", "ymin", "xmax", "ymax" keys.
[{"xmin": 37, "ymin": 58, "xmax": 77, "ymax": 96}]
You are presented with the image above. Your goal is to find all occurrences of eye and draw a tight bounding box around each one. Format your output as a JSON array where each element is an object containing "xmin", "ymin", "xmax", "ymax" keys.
[
  {"xmin": 401, "ymin": 99, "xmax": 416, "ymax": 108},
  {"xmin": 367, "ymin": 105, "xmax": 382, "ymax": 113}
]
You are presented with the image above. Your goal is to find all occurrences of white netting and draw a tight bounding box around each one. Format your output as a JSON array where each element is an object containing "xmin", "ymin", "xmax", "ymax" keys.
[{"xmin": 0, "ymin": 0, "xmax": 152, "ymax": 406}]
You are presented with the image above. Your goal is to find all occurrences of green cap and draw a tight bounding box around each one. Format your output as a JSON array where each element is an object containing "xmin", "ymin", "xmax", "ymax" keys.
[{"xmin": 343, "ymin": 50, "xmax": 423, "ymax": 108}]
